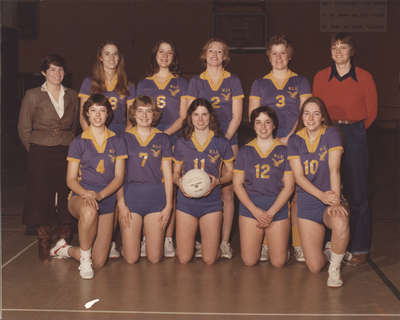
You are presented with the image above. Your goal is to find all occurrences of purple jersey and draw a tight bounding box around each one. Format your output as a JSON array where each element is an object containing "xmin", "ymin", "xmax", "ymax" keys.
[
  {"xmin": 250, "ymin": 70, "xmax": 311, "ymax": 138},
  {"xmin": 235, "ymin": 139, "xmax": 292, "ymax": 197},
  {"xmin": 137, "ymin": 74, "xmax": 188, "ymax": 131},
  {"xmin": 173, "ymin": 131, "xmax": 234, "ymax": 178},
  {"xmin": 287, "ymin": 126, "xmax": 343, "ymax": 193},
  {"xmin": 79, "ymin": 77, "xmax": 136, "ymax": 134},
  {"xmin": 67, "ymin": 128, "xmax": 128, "ymax": 188},
  {"xmin": 123, "ymin": 127, "xmax": 172, "ymax": 184},
  {"xmin": 186, "ymin": 71, "xmax": 244, "ymax": 134}
]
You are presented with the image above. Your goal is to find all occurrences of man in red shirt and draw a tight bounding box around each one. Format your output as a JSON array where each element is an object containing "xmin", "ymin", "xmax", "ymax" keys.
[{"xmin": 313, "ymin": 33, "xmax": 378, "ymax": 265}]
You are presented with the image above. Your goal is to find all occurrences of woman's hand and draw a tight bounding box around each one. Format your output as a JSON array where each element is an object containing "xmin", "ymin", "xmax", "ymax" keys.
[
  {"xmin": 159, "ymin": 207, "xmax": 171, "ymax": 230},
  {"xmin": 326, "ymin": 204, "xmax": 349, "ymax": 217},
  {"xmin": 117, "ymin": 200, "xmax": 132, "ymax": 227},
  {"xmin": 80, "ymin": 190, "xmax": 99, "ymax": 210},
  {"xmin": 320, "ymin": 190, "xmax": 340, "ymax": 206},
  {"xmin": 252, "ymin": 207, "xmax": 273, "ymax": 229},
  {"xmin": 204, "ymin": 174, "xmax": 218, "ymax": 197}
]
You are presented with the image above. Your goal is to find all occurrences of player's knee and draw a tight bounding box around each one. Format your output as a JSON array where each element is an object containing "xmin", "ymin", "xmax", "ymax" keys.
[
  {"xmin": 80, "ymin": 208, "xmax": 97, "ymax": 224},
  {"xmin": 332, "ymin": 216, "xmax": 350, "ymax": 237},
  {"xmin": 306, "ymin": 260, "xmax": 323, "ymax": 273},
  {"xmin": 147, "ymin": 253, "xmax": 162, "ymax": 264},
  {"xmin": 241, "ymin": 254, "xmax": 258, "ymax": 267},
  {"xmin": 122, "ymin": 252, "xmax": 139, "ymax": 265},
  {"xmin": 270, "ymin": 256, "xmax": 286, "ymax": 268},
  {"xmin": 177, "ymin": 252, "xmax": 191, "ymax": 264},
  {"xmin": 202, "ymin": 255, "xmax": 217, "ymax": 265}
]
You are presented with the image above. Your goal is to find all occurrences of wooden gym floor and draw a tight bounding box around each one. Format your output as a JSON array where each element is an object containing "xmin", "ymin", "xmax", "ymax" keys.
[{"xmin": 1, "ymin": 124, "xmax": 399, "ymax": 320}]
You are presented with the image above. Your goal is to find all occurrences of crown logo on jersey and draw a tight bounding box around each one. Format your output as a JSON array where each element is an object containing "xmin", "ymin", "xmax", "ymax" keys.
[
  {"xmin": 108, "ymin": 148, "xmax": 117, "ymax": 163},
  {"xmin": 168, "ymin": 85, "xmax": 180, "ymax": 97},
  {"xmin": 221, "ymin": 88, "xmax": 231, "ymax": 101},
  {"xmin": 208, "ymin": 149, "xmax": 220, "ymax": 163},
  {"xmin": 318, "ymin": 146, "xmax": 328, "ymax": 161},
  {"xmin": 287, "ymin": 86, "xmax": 298, "ymax": 99},
  {"xmin": 151, "ymin": 144, "xmax": 161, "ymax": 158},
  {"xmin": 271, "ymin": 153, "xmax": 284, "ymax": 167}
]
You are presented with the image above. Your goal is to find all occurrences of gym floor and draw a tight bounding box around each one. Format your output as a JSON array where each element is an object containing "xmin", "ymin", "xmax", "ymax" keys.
[{"xmin": 2, "ymin": 124, "xmax": 400, "ymax": 320}]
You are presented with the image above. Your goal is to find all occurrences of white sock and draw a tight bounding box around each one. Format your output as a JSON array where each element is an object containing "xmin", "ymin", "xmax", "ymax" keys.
[
  {"xmin": 80, "ymin": 248, "xmax": 92, "ymax": 260},
  {"xmin": 165, "ymin": 236, "xmax": 172, "ymax": 241},
  {"xmin": 330, "ymin": 251, "xmax": 345, "ymax": 267}
]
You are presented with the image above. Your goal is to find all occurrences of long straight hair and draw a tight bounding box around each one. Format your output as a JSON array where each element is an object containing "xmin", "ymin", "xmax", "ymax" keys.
[{"xmin": 91, "ymin": 41, "xmax": 129, "ymax": 97}]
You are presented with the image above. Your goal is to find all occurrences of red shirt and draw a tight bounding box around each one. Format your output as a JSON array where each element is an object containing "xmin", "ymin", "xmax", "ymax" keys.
[{"xmin": 313, "ymin": 66, "xmax": 377, "ymax": 128}]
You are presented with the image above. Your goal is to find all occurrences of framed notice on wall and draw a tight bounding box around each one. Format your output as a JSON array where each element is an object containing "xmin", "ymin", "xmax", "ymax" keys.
[
  {"xmin": 320, "ymin": 0, "xmax": 387, "ymax": 32},
  {"xmin": 213, "ymin": 0, "xmax": 267, "ymax": 53}
]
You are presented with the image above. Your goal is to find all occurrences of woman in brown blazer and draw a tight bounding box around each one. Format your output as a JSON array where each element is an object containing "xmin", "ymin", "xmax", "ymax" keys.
[{"xmin": 18, "ymin": 54, "xmax": 79, "ymax": 261}]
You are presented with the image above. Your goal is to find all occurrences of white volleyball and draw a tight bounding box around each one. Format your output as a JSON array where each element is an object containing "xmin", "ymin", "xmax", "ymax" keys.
[{"xmin": 181, "ymin": 169, "xmax": 211, "ymax": 198}]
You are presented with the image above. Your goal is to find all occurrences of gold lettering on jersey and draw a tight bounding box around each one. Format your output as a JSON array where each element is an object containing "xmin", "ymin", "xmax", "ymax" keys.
[
  {"xmin": 151, "ymin": 144, "xmax": 161, "ymax": 158},
  {"xmin": 272, "ymin": 154, "xmax": 284, "ymax": 167},
  {"xmin": 157, "ymin": 95, "xmax": 167, "ymax": 109},
  {"xmin": 255, "ymin": 164, "xmax": 270, "ymax": 179},
  {"xmin": 108, "ymin": 148, "xmax": 116, "ymax": 163},
  {"xmin": 287, "ymin": 86, "xmax": 298, "ymax": 99},
  {"xmin": 304, "ymin": 159, "xmax": 318, "ymax": 175},
  {"xmin": 211, "ymin": 96, "xmax": 221, "ymax": 109},
  {"xmin": 168, "ymin": 85, "xmax": 180, "ymax": 97},
  {"xmin": 275, "ymin": 95, "xmax": 285, "ymax": 108},
  {"xmin": 139, "ymin": 152, "xmax": 149, "ymax": 167},
  {"xmin": 221, "ymin": 88, "xmax": 231, "ymax": 101},
  {"xmin": 109, "ymin": 97, "xmax": 118, "ymax": 111},
  {"xmin": 208, "ymin": 149, "xmax": 220, "ymax": 163},
  {"xmin": 318, "ymin": 146, "xmax": 328, "ymax": 161}
]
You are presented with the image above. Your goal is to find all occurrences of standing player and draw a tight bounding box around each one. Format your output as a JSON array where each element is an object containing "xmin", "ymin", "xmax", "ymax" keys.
[
  {"xmin": 18, "ymin": 54, "xmax": 79, "ymax": 261},
  {"xmin": 173, "ymin": 98, "xmax": 234, "ymax": 265},
  {"xmin": 79, "ymin": 41, "xmax": 135, "ymax": 258},
  {"xmin": 117, "ymin": 96, "xmax": 173, "ymax": 264},
  {"xmin": 287, "ymin": 97, "xmax": 350, "ymax": 287},
  {"xmin": 79, "ymin": 41, "xmax": 135, "ymax": 135},
  {"xmin": 234, "ymin": 106, "xmax": 294, "ymax": 267},
  {"xmin": 50, "ymin": 94, "xmax": 127, "ymax": 279},
  {"xmin": 248, "ymin": 35, "xmax": 312, "ymax": 262},
  {"xmin": 313, "ymin": 33, "xmax": 377, "ymax": 265},
  {"xmin": 186, "ymin": 38, "xmax": 244, "ymax": 258},
  {"xmin": 136, "ymin": 40, "xmax": 188, "ymax": 257}
]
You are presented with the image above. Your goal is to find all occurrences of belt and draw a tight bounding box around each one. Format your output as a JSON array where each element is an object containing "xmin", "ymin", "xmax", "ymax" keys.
[{"xmin": 333, "ymin": 120, "xmax": 359, "ymax": 125}]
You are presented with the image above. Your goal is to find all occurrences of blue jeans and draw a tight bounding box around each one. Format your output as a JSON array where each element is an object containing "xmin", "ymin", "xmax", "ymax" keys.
[{"xmin": 337, "ymin": 121, "xmax": 370, "ymax": 254}]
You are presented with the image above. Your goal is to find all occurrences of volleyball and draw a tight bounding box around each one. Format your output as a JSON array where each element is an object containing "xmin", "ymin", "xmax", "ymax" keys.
[{"xmin": 181, "ymin": 169, "xmax": 211, "ymax": 198}]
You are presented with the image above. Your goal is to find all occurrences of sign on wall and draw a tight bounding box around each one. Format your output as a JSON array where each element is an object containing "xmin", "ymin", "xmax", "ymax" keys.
[{"xmin": 320, "ymin": 0, "xmax": 387, "ymax": 32}]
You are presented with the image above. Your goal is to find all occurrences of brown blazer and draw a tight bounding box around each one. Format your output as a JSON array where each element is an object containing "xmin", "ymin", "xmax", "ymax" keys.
[{"xmin": 18, "ymin": 86, "xmax": 79, "ymax": 151}]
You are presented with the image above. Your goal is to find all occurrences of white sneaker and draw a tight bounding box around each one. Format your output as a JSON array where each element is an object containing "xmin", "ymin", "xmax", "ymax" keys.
[
  {"xmin": 294, "ymin": 246, "xmax": 305, "ymax": 262},
  {"xmin": 50, "ymin": 239, "xmax": 71, "ymax": 259},
  {"xmin": 259, "ymin": 245, "xmax": 269, "ymax": 262},
  {"xmin": 108, "ymin": 241, "xmax": 120, "ymax": 259},
  {"xmin": 194, "ymin": 241, "xmax": 202, "ymax": 258},
  {"xmin": 79, "ymin": 257, "xmax": 94, "ymax": 280},
  {"xmin": 164, "ymin": 237, "xmax": 175, "ymax": 257},
  {"xmin": 140, "ymin": 237, "xmax": 146, "ymax": 257},
  {"xmin": 220, "ymin": 241, "xmax": 233, "ymax": 259},
  {"xmin": 327, "ymin": 263, "xmax": 343, "ymax": 287}
]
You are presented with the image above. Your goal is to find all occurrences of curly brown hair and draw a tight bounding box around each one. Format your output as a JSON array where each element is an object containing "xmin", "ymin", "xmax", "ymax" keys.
[
  {"xmin": 200, "ymin": 38, "xmax": 231, "ymax": 69},
  {"xmin": 128, "ymin": 95, "xmax": 161, "ymax": 127}
]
